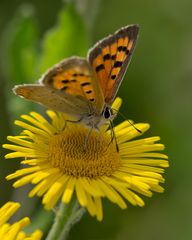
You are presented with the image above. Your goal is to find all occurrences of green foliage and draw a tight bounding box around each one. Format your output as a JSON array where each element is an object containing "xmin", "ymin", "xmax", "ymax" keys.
[
  {"xmin": 2, "ymin": 2, "xmax": 90, "ymax": 82},
  {"xmin": 38, "ymin": 3, "xmax": 90, "ymax": 75},
  {"xmin": 2, "ymin": 4, "xmax": 38, "ymax": 84},
  {"xmin": 1, "ymin": 2, "xmax": 90, "ymax": 117}
]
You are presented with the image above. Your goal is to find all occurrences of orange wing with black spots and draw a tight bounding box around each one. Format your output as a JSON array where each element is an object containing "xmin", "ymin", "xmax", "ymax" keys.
[
  {"xmin": 42, "ymin": 57, "xmax": 104, "ymax": 114},
  {"xmin": 42, "ymin": 57, "xmax": 102, "ymax": 104},
  {"xmin": 14, "ymin": 57, "xmax": 105, "ymax": 117},
  {"xmin": 88, "ymin": 25, "xmax": 139, "ymax": 104}
]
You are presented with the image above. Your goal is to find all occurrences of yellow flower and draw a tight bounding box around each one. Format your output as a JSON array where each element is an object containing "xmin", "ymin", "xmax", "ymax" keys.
[
  {"xmin": 0, "ymin": 201, "xmax": 43, "ymax": 240},
  {"xmin": 3, "ymin": 98, "xmax": 169, "ymax": 221}
]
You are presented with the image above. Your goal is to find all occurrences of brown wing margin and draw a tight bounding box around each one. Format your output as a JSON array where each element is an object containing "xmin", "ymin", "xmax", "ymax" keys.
[{"xmin": 88, "ymin": 25, "xmax": 139, "ymax": 104}]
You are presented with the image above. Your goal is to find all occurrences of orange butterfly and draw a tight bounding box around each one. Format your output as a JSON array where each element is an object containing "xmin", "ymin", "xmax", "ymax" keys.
[{"xmin": 14, "ymin": 25, "xmax": 139, "ymax": 129}]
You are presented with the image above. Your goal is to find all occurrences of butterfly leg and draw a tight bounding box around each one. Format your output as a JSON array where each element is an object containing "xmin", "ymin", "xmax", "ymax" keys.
[
  {"xmin": 108, "ymin": 120, "xmax": 119, "ymax": 152},
  {"xmin": 83, "ymin": 125, "xmax": 94, "ymax": 151},
  {"xmin": 94, "ymin": 127, "xmax": 101, "ymax": 160},
  {"xmin": 61, "ymin": 117, "xmax": 84, "ymax": 132}
]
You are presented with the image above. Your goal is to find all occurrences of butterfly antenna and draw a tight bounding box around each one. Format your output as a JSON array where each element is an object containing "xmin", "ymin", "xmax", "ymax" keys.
[
  {"xmin": 95, "ymin": 128, "xmax": 101, "ymax": 160},
  {"xmin": 112, "ymin": 108, "xmax": 142, "ymax": 134}
]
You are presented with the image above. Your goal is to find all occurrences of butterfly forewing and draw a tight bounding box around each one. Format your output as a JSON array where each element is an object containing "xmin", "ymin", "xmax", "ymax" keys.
[
  {"xmin": 42, "ymin": 57, "xmax": 104, "ymax": 114},
  {"xmin": 88, "ymin": 25, "xmax": 139, "ymax": 104},
  {"xmin": 14, "ymin": 57, "xmax": 105, "ymax": 119}
]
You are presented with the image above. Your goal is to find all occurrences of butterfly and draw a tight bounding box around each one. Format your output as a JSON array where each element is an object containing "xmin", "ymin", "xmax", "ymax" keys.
[{"xmin": 14, "ymin": 25, "xmax": 139, "ymax": 130}]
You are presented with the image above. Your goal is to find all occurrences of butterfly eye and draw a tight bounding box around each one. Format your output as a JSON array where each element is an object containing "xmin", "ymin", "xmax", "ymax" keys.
[{"xmin": 103, "ymin": 106, "xmax": 112, "ymax": 119}]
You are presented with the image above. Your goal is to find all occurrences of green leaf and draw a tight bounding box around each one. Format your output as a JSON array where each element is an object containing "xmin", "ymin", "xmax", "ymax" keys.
[
  {"xmin": 75, "ymin": 0, "xmax": 101, "ymax": 30},
  {"xmin": 38, "ymin": 3, "xmax": 90, "ymax": 75},
  {"xmin": 2, "ymin": 4, "xmax": 38, "ymax": 84}
]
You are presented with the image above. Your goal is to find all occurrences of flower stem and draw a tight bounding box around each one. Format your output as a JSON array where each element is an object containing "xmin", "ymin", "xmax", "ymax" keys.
[{"xmin": 46, "ymin": 199, "xmax": 86, "ymax": 240}]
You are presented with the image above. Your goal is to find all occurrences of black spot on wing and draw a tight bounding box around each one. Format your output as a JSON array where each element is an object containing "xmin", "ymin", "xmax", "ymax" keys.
[
  {"xmin": 117, "ymin": 46, "xmax": 123, "ymax": 51},
  {"xmin": 61, "ymin": 79, "xmax": 69, "ymax": 83},
  {"xmin": 61, "ymin": 86, "xmax": 68, "ymax": 91},
  {"xmin": 85, "ymin": 90, "xmax": 92, "ymax": 94},
  {"xmin": 118, "ymin": 46, "xmax": 128, "ymax": 52},
  {"xmin": 81, "ymin": 82, "xmax": 91, "ymax": 87},
  {"xmin": 70, "ymin": 79, "xmax": 77, "ymax": 82},
  {"xmin": 95, "ymin": 64, "xmax": 105, "ymax": 72},
  {"xmin": 72, "ymin": 73, "xmax": 91, "ymax": 77},
  {"xmin": 103, "ymin": 54, "xmax": 111, "ymax": 61},
  {"xmin": 73, "ymin": 73, "xmax": 79, "ymax": 77},
  {"xmin": 114, "ymin": 61, "xmax": 123, "ymax": 68},
  {"xmin": 111, "ymin": 54, "xmax": 116, "ymax": 60},
  {"xmin": 125, "ymin": 49, "xmax": 130, "ymax": 55}
]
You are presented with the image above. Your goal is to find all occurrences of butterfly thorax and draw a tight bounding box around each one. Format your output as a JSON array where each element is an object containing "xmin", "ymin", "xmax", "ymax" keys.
[{"xmin": 82, "ymin": 105, "xmax": 115, "ymax": 129}]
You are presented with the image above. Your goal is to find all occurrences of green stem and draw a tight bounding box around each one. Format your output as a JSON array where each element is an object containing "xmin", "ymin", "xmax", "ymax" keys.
[
  {"xmin": 61, "ymin": 206, "xmax": 86, "ymax": 240},
  {"xmin": 46, "ymin": 199, "xmax": 86, "ymax": 240}
]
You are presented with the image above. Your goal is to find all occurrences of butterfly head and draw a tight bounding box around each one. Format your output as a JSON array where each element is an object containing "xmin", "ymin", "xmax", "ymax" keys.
[{"xmin": 102, "ymin": 105, "xmax": 115, "ymax": 121}]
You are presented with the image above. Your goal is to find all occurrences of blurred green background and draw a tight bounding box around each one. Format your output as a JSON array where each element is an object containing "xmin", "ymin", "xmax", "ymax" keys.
[{"xmin": 0, "ymin": 0, "xmax": 192, "ymax": 239}]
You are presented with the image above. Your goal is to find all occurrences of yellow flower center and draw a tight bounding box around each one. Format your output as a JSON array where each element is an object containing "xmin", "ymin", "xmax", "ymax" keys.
[{"xmin": 48, "ymin": 125, "xmax": 120, "ymax": 178}]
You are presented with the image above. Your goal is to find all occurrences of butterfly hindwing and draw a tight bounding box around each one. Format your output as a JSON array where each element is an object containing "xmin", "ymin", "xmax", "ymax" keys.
[
  {"xmin": 13, "ymin": 85, "xmax": 90, "ymax": 118},
  {"xmin": 88, "ymin": 25, "xmax": 139, "ymax": 104}
]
